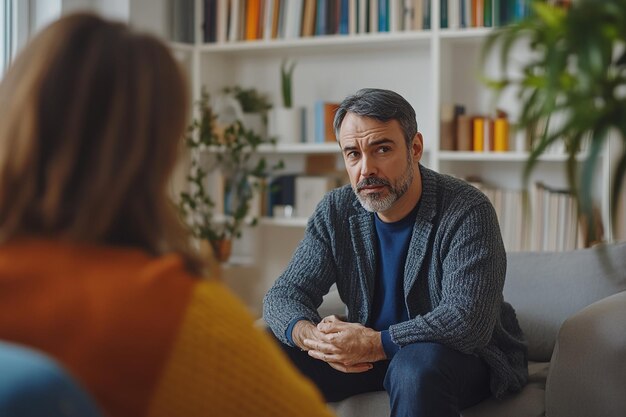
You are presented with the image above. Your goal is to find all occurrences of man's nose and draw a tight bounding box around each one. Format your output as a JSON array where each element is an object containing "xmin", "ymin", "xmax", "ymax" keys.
[{"xmin": 360, "ymin": 155, "xmax": 377, "ymax": 177}]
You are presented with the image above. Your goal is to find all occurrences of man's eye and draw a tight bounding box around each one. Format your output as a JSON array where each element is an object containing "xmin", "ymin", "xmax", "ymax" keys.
[
  {"xmin": 377, "ymin": 146, "xmax": 391, "ymax": 153},
  {"xmin": 347, "ymin": 151, "xmax": 360, "ymax": 159}
]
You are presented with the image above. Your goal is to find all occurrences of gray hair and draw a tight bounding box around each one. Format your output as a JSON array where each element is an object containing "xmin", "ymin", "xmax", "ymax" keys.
[{"xmin": 333, "ymin": 88, "xmax": 418, "ymax": 148}]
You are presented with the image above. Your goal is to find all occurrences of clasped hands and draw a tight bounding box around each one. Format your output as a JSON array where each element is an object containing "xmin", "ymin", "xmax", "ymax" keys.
[{"xmin": 292, "ymin": 315, "xmax": 386, "ymax": 373}]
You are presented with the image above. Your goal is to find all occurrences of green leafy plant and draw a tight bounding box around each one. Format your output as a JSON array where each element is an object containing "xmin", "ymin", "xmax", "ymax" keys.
[
  {"xmin": 280, "ymin": 60, "xmax": 296, "ymax": 108},
  {"xmin": 483, "ymin": 0, "xmax": 626, "ymax": 238},
  {"xmin": 179, "ymin": 88, "xmax": 284, "ymax": 253},
  {"xmin": 222, "ymin": 85, "xmax": 272, "ymax": 124}
]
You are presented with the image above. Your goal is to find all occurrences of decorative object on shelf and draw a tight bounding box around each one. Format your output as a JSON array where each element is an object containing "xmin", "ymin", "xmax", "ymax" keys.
[
  {"xmin": 483, "ymin": 0, "xmax": 626, "ymax": 240},
  {"xmin": 272, "ymin": 60, "xmax": 304, "ymax": 143},
  {"xmin": 280, "ymin": 59, "xmax": 296, "ymax": 108},
  {"xmin": 179, "ymin": 88, "xmax": 284, "ymax": 263},
  {"xmin": 222, "ymin": 86, "xmax": 272, "ymax": 139}
]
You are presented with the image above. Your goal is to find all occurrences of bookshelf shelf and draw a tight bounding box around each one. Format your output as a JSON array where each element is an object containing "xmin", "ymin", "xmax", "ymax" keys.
[
  {"xmin": 438, "ymin": 151, "xmax": 590, "ymax": 162},
  {"xmin": 438, "ymin": 27, "xmax": 492, "ymax": 40},
  {"xmin": 257, "ymin": 143, "xmax": 340, "ymax": 154},
  {"xmin": 201, "ymin": 143, "xmax": 338, "ymax": 154},
  {"xmin": 197, "ymin": 31, "xmax": 432, "ymax": 55},
  {"xmin": 260, "ymin": 217, "xmax": 309, "ymax": 228}
]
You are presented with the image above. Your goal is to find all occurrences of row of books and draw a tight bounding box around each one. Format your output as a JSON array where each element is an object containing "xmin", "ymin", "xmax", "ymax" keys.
[
  {"xmin": 532, "ymin": 182, "xmax": 588, "ymax": 252},
  {"xmin": 440, "ymin": 0, "xmax": 532, "ymax": 29},
  {"xmin": 198, "ymin": 0, "xmax": 431, "ymax": 43},
  {"xmin": 314, "ymin": 101, "xmax": 340, "ymax": 143},
  {"xmin": 439, "ymin": 103, "xmax": 594, "ymax": 155},
  {"xmin": 467, "ymin": 178, "xmax": 595, "ymax": 252},
  {"xmin": 177, "ymin": 0, "xmax": 543, "ymax": 44},
  {"xmin": 440, "ymin": 105, "xmax": 510, "ymax": 152},
  {"xmin": 441, "ymin": 0, "xmax": 572, "ymax": 29}
]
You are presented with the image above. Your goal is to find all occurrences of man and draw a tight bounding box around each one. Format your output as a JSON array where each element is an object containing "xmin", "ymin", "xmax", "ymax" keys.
[{"xmin": 263, "ymin": 88, "xmax": 528, "ymax": 417}]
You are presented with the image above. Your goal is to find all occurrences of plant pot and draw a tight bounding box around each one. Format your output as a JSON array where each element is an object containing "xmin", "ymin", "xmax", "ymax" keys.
[
  {"xmin": 211, "ymin": 239, "xmax": 233, "ymax": 263},
  {"xmin": 271, "ymin": 107, "xmax": 304, "ymax": 143}
]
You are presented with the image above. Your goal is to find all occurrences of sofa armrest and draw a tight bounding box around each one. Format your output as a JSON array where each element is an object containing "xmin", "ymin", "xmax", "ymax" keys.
[{"xmin": 545, "ymin": 291, "xmax": 626, "ymax": 417}]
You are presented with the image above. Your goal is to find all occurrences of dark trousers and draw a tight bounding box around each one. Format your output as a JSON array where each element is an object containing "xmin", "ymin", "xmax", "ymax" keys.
[{"xmin": 278, "ymin": 340, "xmax": 491, "ymax": 417}]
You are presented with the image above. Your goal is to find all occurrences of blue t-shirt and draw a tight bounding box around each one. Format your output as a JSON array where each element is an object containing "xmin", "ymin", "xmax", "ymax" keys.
[{"xmin": 371, "ymin": 202, "xmax": 419, "ymax": 358}]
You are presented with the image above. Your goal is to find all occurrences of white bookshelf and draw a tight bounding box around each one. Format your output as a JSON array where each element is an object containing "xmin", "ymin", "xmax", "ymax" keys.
[{"xmin": 128, "ymin": 0, "xmax": 614, "ymax": 313}]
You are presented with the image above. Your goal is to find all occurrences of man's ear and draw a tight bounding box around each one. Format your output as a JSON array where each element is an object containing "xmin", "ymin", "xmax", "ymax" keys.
[{"xmin": 411, "ymin": 132, "xmax": 424, "ymax": 161}]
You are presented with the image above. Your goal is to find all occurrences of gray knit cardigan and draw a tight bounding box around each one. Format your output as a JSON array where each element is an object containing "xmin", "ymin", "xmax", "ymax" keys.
[{"xmin": 263, "ymin": 165, "xmax": 528, "ymax": 397}]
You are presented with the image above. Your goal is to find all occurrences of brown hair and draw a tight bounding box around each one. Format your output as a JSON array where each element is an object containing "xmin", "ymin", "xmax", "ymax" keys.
[{"xmin": 0, "ymin": 13, "xmax": 203, "ymax": 273}]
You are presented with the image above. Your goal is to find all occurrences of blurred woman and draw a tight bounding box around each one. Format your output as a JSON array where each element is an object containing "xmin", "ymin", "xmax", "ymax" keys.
[{"xmin": 0, "ymin": 13, "xmax": 334, "ymax": 417}]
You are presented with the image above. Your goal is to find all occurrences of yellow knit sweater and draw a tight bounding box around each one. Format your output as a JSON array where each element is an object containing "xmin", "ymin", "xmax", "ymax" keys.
[{"xmin": 0, "ymin": 239, "xmax": 334, "ymax": 417}]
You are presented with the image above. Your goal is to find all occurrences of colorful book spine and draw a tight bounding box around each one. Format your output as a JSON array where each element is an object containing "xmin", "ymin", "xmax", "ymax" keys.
[
  {"xmin": 484, "ymin": 0, "xmax": 493, "ymax": 27},
  {"xmin": 339, "ymin": 0, "xmax": 350, "ymax": 34},
  {"xmin": 245, "ymin": 0, "xmax": 261, "ymax": 40},
  {"xmin": 440, "ymin": 104, "xmax": 455, "ymax": 150},
  {"xmin": 494, "ymin": 117, "xmax": 509, "ymax": 151},
  {"xmin": 316, "ymin": 0, "xmax": 328, "ymax": 35},
  {"xmin": 473, "ymin": 117, "xmax": 484, "ymax": 151},
  {"xmin": 456, "ymin": 114, "xmax": 472, "ymax": 151},
  {"xmin": 358, "ymin": 0, "xmax": 368, "ymax": 32},
  {"xmin": 301, "ymin": 0, "xmax": 317, "ymax": 37},
  {"xmin": 440, "ymin": 0, "xmax": 448, "ymax": 28},
  {"xmin": 423, "ymin": 0, "xmax": 431, "ymax": 29},
  {"xmin": 284, "ymin": 0, "xmax": 304, "ymax": 39},
  {"xmin": 203, "ymin": 0, "xmax": 217, "ymax": 43},
  {"xmin": 370, "ymin": 0, "xmax": 379, "ymax": 33},
  {"xmin": 263, "ymin": 0, "xmax": 275, "ymax": 40},
  {"xmin": 314, "ymin": 101, "xmax": 341, "ymax": 143},
  {"xmin": 271, "ymin": 0, "xmax": 281, "ymax": 38},
  {"xmin": 378, "ymin": 0, "xmax": 389, "ymax": 32},
  {"xmin": 328, "ymin": 0, "xmax": 341, "ymax": 34},
  {"xmin": 349, "ymin": 0, "xmax": 358, "ymax": 34},
  {"xmin": 493, "ymin": 0, "xmax": 501, "ymax": 27}
]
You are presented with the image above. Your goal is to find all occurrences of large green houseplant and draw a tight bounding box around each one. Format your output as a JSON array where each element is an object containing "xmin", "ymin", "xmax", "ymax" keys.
[
  {"xmin": 179, "ymin": 88, "xmax": 283, "ymax": 262},
  {"xmin": 483, "ymin": 0, "xmax": 626, "ymax": 239}
]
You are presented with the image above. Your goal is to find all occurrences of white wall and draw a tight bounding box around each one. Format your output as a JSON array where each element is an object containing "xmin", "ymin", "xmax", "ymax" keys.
[
  {"xmin": 61, "ymin": 0, "xmax": 96, "ymax": 13},
  {"xmin": 129, "ymin": 0, "xmax": 169, "ymax": 38},
  {"xmin": 61, "ymin": 0, "xmax": 129, "ymax": 21},
  {"xmin": 31, "ymin": 0, "xmax": 61, "ymax": 32}
]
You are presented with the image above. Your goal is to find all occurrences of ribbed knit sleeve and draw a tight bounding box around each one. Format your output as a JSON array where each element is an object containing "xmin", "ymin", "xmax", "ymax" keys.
[
  {"xmin": 148, "ymin": 281, "xmax": 335, "ymax": 417},
  {"xmin": 263, "ymin": 194, "xmax": 339, "ymax": 346}
]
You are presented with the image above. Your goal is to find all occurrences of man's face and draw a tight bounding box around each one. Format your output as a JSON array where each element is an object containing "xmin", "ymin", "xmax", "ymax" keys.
[{"xmin": 338, "ymin": 113, "xmax": 422, "ymax": 214}]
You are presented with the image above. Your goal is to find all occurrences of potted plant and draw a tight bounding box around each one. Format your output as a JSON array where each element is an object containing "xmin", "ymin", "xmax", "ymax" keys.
[
  {"xmin": 272, "ymin": 60, "xmax": 304, "ymax": 143},
  {"xmin": 281, "ymin": 60, "xmax": 296, "ymax": 108},
  {"xmin": 222, "ymin": 86, "xmax": 272, "ymax": 138},
  {"xmin": 179, "ymin": 88, "xmax": 284, "ymax": 262},
  {"xmin": 483, "ymin": 0, "xmax": 626, "ymax": 241}
]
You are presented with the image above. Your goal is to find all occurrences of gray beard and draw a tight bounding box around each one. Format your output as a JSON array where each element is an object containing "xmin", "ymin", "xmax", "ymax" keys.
[{"xmin": 354, "ymin": 162, "xmax": 414, "ymax": 213}]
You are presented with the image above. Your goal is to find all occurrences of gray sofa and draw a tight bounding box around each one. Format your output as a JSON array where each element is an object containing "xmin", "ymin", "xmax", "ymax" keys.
[{"xmin": 319, "ymin": 243, "xmax": 626, "ymax": 417}]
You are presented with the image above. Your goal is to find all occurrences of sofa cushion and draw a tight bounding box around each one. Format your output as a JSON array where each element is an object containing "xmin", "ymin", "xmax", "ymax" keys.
[
  {"xmin": 503, "ymin": 243, "xmax": 626, "ymax": 361},
  {"xmin": 329, "ymin": 362, "xmax": 549, "ymax": 417}
]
